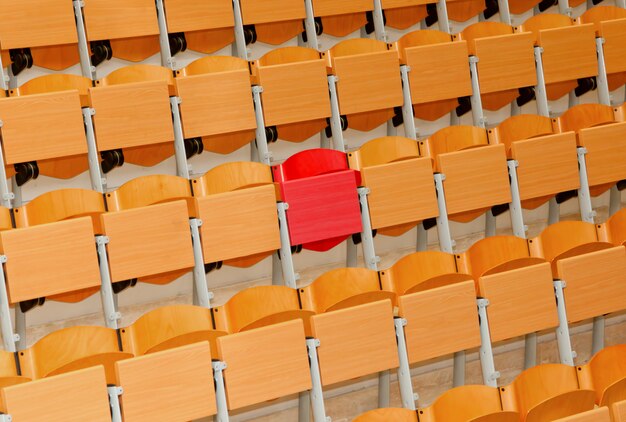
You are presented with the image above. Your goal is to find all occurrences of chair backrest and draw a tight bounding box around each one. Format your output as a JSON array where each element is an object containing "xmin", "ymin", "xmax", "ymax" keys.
[
  {"xmin": 251, "ymin": 47, "xmax": 331, "ymax": 143},
  {"xmin": 19, "ymin": 325, "xmax": 131, "ymax": 384},
  {"xmin": 395, "ymin": 30, "xmax": 472, "ymax": 121},
  {"xmin": 213, "ymin": 285, "xmax": 314, "ymax": 335},
  {"xmin": 239, "ymin": 0, "xmax": 305, "ymax": 45},
  {"xmin": 500, "ymin": 364, "xmax": 596, "ymax": 422},
  {"xmin": 115, "ymin": 342, "xmax": 217, "ymax": 421},
  {"xmin": 353, "ymin": 408, "xmax": 418, "ymax": 422},
  {"xmin": 380, "ymin": 250, "xmax": 473, "ymax": 295},
  {"xmin": 552, "ymin": 407, "xmax": 611, "ymax": 422},
  {"xmin": 175, "ymin": 56, "xmax": 257, "ymax": 155},
  {"xmin": 598, "ymin": 208, "xmax": 626, "ymax": 246},
  {"xmin": 1, "ymin": 366, "xmax": 111, "ymax": 421},
  {"xmin": 299, "ymin": 267, "xmax": 396, "ymax": 313},
  {"xmin": 325, "ymin": 39, "xmax": 403, "ymax": 132},
  {"xmin": 216, "ymin": 319, "xmax": 312, "ymax": 411},
  {"xmin": 106, "ymin": 174, "xmax": 193, "ymax": 212},
  {"xmin": 311, "ymin": 0, "xmax": 372, "ymax": 37},
  {"xmin": 192, "ymin": 161, "xmax": 274, "ymax": 196},
  {"xmin": 418, "ymin": 385, "xmax": 519, "ymax": 422},
  {"xmin": 90, "ymin": 65, "xmax": 175, "ymax": 168},
  {"xmin": 120, "ymin": 305, "xmax": 225, "ymax": 357},
  {"xmin": 577, "ymin": 344, "xmax": 626, "ymax": 406}
]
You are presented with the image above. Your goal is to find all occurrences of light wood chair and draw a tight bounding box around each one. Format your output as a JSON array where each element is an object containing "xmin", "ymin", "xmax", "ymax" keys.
[
  {"xmin": 598, "ymin": 207, "xmax": 626, "ymax": 246},
  {"xmin": 499, "ymin": 364, "xmax": 596, "ymax": 422},
  {"xmin": 238, "ymin": 0, "xmax": 305, "ymax": 45},
  {"xmin": 553, "ymin": 407, "xmax": 611, "ymax": 422},
  {"xmin": 0, "ymin": 366, "xmax": 111, "ymax": 421},
  {"xmin": 89, "ymin": 65, "xmax": 176, "ymax": 171},
  {"xmin": 310, "ymin": 0, "xmax": 373, "ymax": 37},
  {"xmin": 577, "ymin": 344, "xmax": 626, "ymax": 409},
  {"xmin": 113, "ymin": 342, "xmax": 217, "ymax": 422},
  {"xmin": 353, "ymin": 407, "xmax": 418, "ymax": 422},
  {"xmin": 120, "ymin": 304, "xmax": 225, "ymax": 357},
  {"xmin": 18, "ymin": 325, "xmax": 132, "ymax": 384},
  {"xmin": 417, "ymin": 385, "xmax": 519, "ymax": 422},
  {"xmin": 175, "ymin": 56, "xmax": 257, "ymax": 156}
]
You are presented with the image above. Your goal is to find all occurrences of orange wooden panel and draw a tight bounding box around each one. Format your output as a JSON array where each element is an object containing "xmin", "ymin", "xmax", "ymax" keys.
[
  {"xmin": 399, "ymin": 281, "xmax": 481, "ymax": 364},
  {"xmin": 383, "ymin": 0, "xmax": 432, "ymax": 7},
  {"xmin": 510, "ymin": 132, "xmax": 580, "ymax": 202},
  {"xmin": 83, "ymin": 0, "xmax": 159, "ymax": 41},
  {"xmin": 474, "ymin": 32, "xmax": 536, "ymax": 94},
  {"xmin": 614, "ymin": 400, "xmax": 626, "ymax": 422},
  {"xmin": 256, "ymin": 59, "xmax": 331, "ymax": 127},
  {"xmin": 438, "ymin": 144, "xmax": 511, "ymax": 216},
  {"xmin": 176, "ymin": 70, "xmax": 256, "ymax": 139},
  {"xmin": 538, "ymin": 25, "xmax": 598, "ymax": 85},
  {"xmin": 196, "ymin": 185, "xmax": 280, "ymax": 263},
  {"xmin": 312, "ymin": 0, "xmax": 373, "ymax": 16},
  {"xmin": 1, "ymin": 367, "xmax": 110, "ymax": 421},
  {"xmin": 217, "ymin": 320, "xmax": 311, "ymax": 410},
  {"xmin": 165, "ymin": 0, "xmax": 234, "ymax": 33},
  {"xmin": 557, "ymin": 246, "xmax": 626, "ymax": 323},
  {"xmin": 0, "ymin": 0, "xmax": 77, "ymax": 49},
  {"xmin": 116, "ymin": 342, "xmax": 216, "ymax": 421},
  {"xmin": 554, "ymin": 407, "xmax": 611, "ymax": 422},
  {"xmin": 0, "ymin": 217, "xmax": 100, "ymax": 304},
  {"xmin": 90, "ymin": 81, "xmax": 174, "ymax": 152},
  {"xmin": 478, "ymin": 263, "xmax": 557, "ymax": 343},
  {"xmin": 354, "ymin": 408, "xmax": 418, "ymax": 422},
  {"xmin": 101, "ymin": 201, "xmax": 195, "ymax": 283},
  {"xmin": 578, "ymin": 123, "xmax": 626, "ymax": 187},
  {"xmin": 311, "ymin": 300, "xmax": 398, "ymax": 386},
  {"xmin": 240, "ymin": 0, "xmax": 305, "ymax": 24},
  {"xmin": 333, "ymin": 50, "xmax": 403, "ymax": 116},
  {"xmin": 405, "ymin": 41, "xmax": 472, "ymax": 105},
  {"xmin": 602, "ymin": 19, "xmax": 626, "ymax": 75},
  {"xmin": 361, "ymin": 158, "xmax": 438, "ymax": 229},
  {"xmin": 0, "ymin": 91, "xmax": 86, "ymax": 165}
]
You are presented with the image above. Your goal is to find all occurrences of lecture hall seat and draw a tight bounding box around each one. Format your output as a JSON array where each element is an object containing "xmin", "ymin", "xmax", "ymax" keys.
[
  {"xmin": 577, "ymin": 344, "xmax": 626, "ymax": 410},
  {"xmin": 598, "ymin": 207, "xmax": 626, "ymax": 246}
]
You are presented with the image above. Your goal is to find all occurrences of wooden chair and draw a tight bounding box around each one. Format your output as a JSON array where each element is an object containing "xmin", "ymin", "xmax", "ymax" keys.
[
  {"xmin": 394, "ymin": 30, "xmax": 472, "ymax": 129},
  {"xmin": 18, "ymin": 325, "xmax": 132, "ymax": 384},
  {"xmin": 454, "ymin": 22, "xmax": 536, "ymax": 119},
  {"xmin": 598, "ymin": 207, "xmax": 626, "ymax": 246},
  {"xmin": 250, "ymin": 47, "xmax": 331, "ymax": 150},
  {"xmin": 353, "ymin": 408, "xmax": 418, "ymax": 422},
  {"xmin": 89, "ymin": 65, "xmax": 176, "ymax": 172},
  {"xmin": 0, "ymin": 0, "xmax": 80, "ymax": 75},
  {"xmin": 238, "ymin": 0, "xmax": 305, "ymax": 46},
  {"xmin": 310, "ymin": 0, "xmax": 373, "ymax": 38},
  {"xmin": 0, "ymin": 217, "xmax": 104, "ymax": 351},
  {"xmin": 175, "ymin": 56, "xmax": 256, "ymax": 156},
  {"xmin": 380, "ymin": 250, "xmax": 473, "ymax": 295},
  {"xmin": 324, "ymin": 39, "xmax": 403, "ymax": 145},
  {"xmin": 0, "ymin": 366, "xmax": 111, "ymax": 421},
  {"xmin": 553, "ymin": 407, "xmax": 611, "ymax": 422},
  {"xmin": 499, "ymin": 364, "xmax": 596, "ymax": 422},
  {"xmin": 347, "ymin": 137, "xmax": 439, "ymax": 256},
  {"xmin": 162, "ymin": 0, "xmax": 235, "ymax": 55},
  {"xmin": 120, "ymin": 304, "xmax": 225, "ymax": 357},
  {"xmin": 516, "ymin": 14, "xmax": 598, "ymax": 102},
  {"xmin": 82, "ymin": 0, "xmax": 160, "ymax": 65},
  {"xmin": 417, "ymin": 385, "xmax": 519, "ymax": 422},
  {"xmin": 113, "ymin": 342, "xmax": 217, "ymax": 421},
  {"xmin": 577, "ymin": 344, "xmax": 626, "ymax": 409}
]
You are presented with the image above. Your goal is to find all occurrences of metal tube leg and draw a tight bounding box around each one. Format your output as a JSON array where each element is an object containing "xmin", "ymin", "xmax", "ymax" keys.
[
  {"xmin": 213, "ymin": 361, "xmax": 229, "ymax": 422},
  {"xmin": 453, "ymin": 351, "xmax": 466, "ymax": 387},
  {"xmin": 358, "ymin": 187, "xmax": 380, "ymax": 270},
  {"xmin": 395, "ymin": 318, "xmax": 417, "ymax": 410},
  {"xmin": 327, "ymin": 75, "xmax": 346, "ymax": 152},
  {"xmin": 372, "ymin": 0, "xmax": 387, "ymax": 41},
  {"xmin": 485, "ymin": 210, "xmax": 496, "ymax": 238},
  {"xmin": 596, "ymin": 38, "xmax": 611, "ymax": 106},
  {"xmin": 508, "ymin": 161, "xmax": 527, "ymax": 239},
  {"xmin": 74, "ymin": 0, "xmax": 96, "ymax": 79},
  {"xmin": 554, "ymin": 280, "xmax": 575, "ymax": 365},
  {"xmin": 610, "ymin": 186, "xmax": 622, "ymax": 217},
  {"xmin": 436, "ymin": 0, "xmax": 451, "ymax": 33},
  {"xmin": 534, "ymin": 47, "xmax": 550, "ymax": 118},
  {"xmin": 272, "ymin": 252, "xmax": 283, "ymax": 286},
  {"xmin": 108, "ymin": 386, "xmax": 123, "ymax": 422},
  {"xmin": 156, "ymin": 0, "xmax": 174, "ymax": 69},
  {"xmin": 232, "ymin": 0, "xmax": 248, "ymax": 59},
  {"xmin": 83, "ymin": 108, "xmax": 105, "ymax": 193},
  {"xmin": 524, "ymin": 333, "xmax": 537, "ymax": 369},
  {"xmin": 0, "ymin": 145, "xmax": 12, "ymax": 207},
  {"xmin": 400, "ymin": 65, "xmax": 418, "ymax": 140},
  {"xmin": 577, "ymin": 148, "xmax": 596, "ymax": 223},
  {"xmin": 558, "ymin": 0, "xmax": 572, "ymax": 17},
  {"xmin": 96, "ymin": 236, "xmax": 121, "ymax": 329},
  {"xmin": 591, "ymin": 316, "xmax": 605, "ymax": 356},
  {"xmin": 303, "ymin": 0, "xmax": 319, "ymax": 50},
  {"xmin": 378, "ymin": 370, "xmax": 390, "ymax": 408},
  {"xmin": 477, "ymin": 299, "xmax": 500, "ymax": 387},
  {"xmin": 469, "ymin": 57, "xmax": 486, "ymax": 128},
  {"xmin": 306, "ymin": 338, "xmax": 328, "ymax": 422},
  {"xmin": 252, "ymin": 86, "xmax": 272, "ymax": 164},
  {"xmin": 434, "ymin": 174, "xmax": 454, "ymax": 253},
  {"xmin": 190, "ymin": 218, "xmax": 211, "ymax": 308},
  {"xmin": 416, "ymin": 224, "xmax": 428, "ymax": 251},
  {"xmin": 498, "ymin": 0, "xmax": 511, "ymax": 25},
  {"xmin": 277, "ymin": 203, "xmax": 298, "ymax": 288},
  {"xmin": 298, "ymin": 391, "xmax": 311, "ymax": 422},
  {"xmin": 548, "ymin": 198, "xmax": 560, "ymax": 225},
  {"xmin": 14, "ymin": 308, "xmax": 25, "ymax": 350},
  {"xmin": 170, "ymin": 97, "xmax": 191, "ymax": 179},
  {"xmin": 0, "ymin": 258, "xmax": 16, "ymax": 352}
]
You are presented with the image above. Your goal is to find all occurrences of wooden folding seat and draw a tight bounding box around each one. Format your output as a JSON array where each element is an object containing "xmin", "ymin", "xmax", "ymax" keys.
[
  {"xmin": 500, "ymin": 364, "xmax": 596, "ymax": 421},
  {"xmin": 161, "ymin": 0, "xmax": 235, "ymax": 56},
  {"xmin": 324, "ymin": 39, "xmax": 403, "ymax": 148},
  {"xmin": 577, "ymin": 344, "xmax": 626, "ymax": 410},
  {"xmin": 598, "ymin": 207, "xmax": 626, "ymax": 246},
  {"xmin": 0, "ymin": 0, "xmax": 80, "ymax": 78},
  {"xmin": 0, "ymin": 217, "xmax": 105, "ymax": 352},
  {"xmin": 417, "ymin": 385, "xmax": 519, "ymax": 422},
  {"xmin": 553, "ymin": 407, "xmax": 611, "ymax": 422},
  {"xmin": 18, "ymin": 325, "xmax": 132, "ymax": 384},
  {"xmin": 238, "ymin": 0, "xmax": 306, "ymax": 46},
  {"xmin": 0, "ymin": 74, "xmax": 93, "ymax": 205},
  {"xmin": 81, "ymin": 0, "xmax": 160, "ymax": 68},
  {"xmin": 175, "ymin": 56, "xmax": 257, "ymax": 157},
  {"xmin": 112, "ymin": 342, "xmax": 217, "ymax": 422},
  {"xmin": 354, "ymin": 408, "xmax": 418, "ymax": 422},
  {"xmin": 454, "ymin": 22, "xmax": 536, "ymax": 121},
  {"xmin": 0, "ymin": 366, "xmax": 111, "ymax": 421},
  {"xmin": 249, "ymin": 47, "xmax": 331, "ymax": 157},
  {"xmin": 516, "ymin": 14, "xmax": 598, "ymax": 103},
  {"xmin": 89, "ymin": 65, "xmax": 176, "ymax": 173},
  {"xmin": 395, "ymin": 30, "xmax": 472, "ymax": 135},
  {"xmin": 309, "ymin": 0, "xmax": 373, "ymax": 39}
]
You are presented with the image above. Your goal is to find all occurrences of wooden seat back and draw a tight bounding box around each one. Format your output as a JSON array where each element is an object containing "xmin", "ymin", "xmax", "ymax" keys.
[
  {"xmin": 553, "ymin": 407, "xmax": 611, "ymax": 422},
  {"xmin": 577, "ymin": 344, "xmax": 626, "ymax": 406},
  {"xmin": 217, "ymin": 319, "xmax": 312, "ymax": 410},
  {"xmin": 9, "ymin": 74, "xmax": 92, "ymax": 107},
  {"xmin": 354, "ymin": 408, "xmax": 418, "ymax": 422},
  {"xmin": 395, "ymin": 30, "xmax": 472, "ymax": 121},
  {"xmin": 1, "ymin": 366, "xmax": 111, "ymax": 421},
  {"xmin": 489, "ymin": 114, "xmax": 557, "ymax": 151},
  {"xmin": 120, "ymin": 304, "xmax": 224, "ymax": 357},
  {"xmin": 380, "ymin": 250, "xmax": 473, "ymax": 295},
  {"xmin": 311, "ymin": 0, "xmax": 372, "ymax": 37},
  {"xmin": 239, "ymin": 0, "xmax": 305, "ymax": 44},
  {"xmin": 251, "ymin": 47, "xmax": 331, "ymax": 142},
  {"xmin": 106, "ymin": 174, "xmax": 194, "ymax": 213},
  {"xmin": 598, "ymin": 208, "xmax": 626, "ymax": 246},
  {"xmin": 192, "ymin": 161, "xmax": 274, "ymax": 196},
  {"xmin": 175, "ymin": 56, "xmax": 256, "ymax": 155},
  {"xmin": 115, "ymin": 342, "xmax": 217, "ymax": 421}
]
